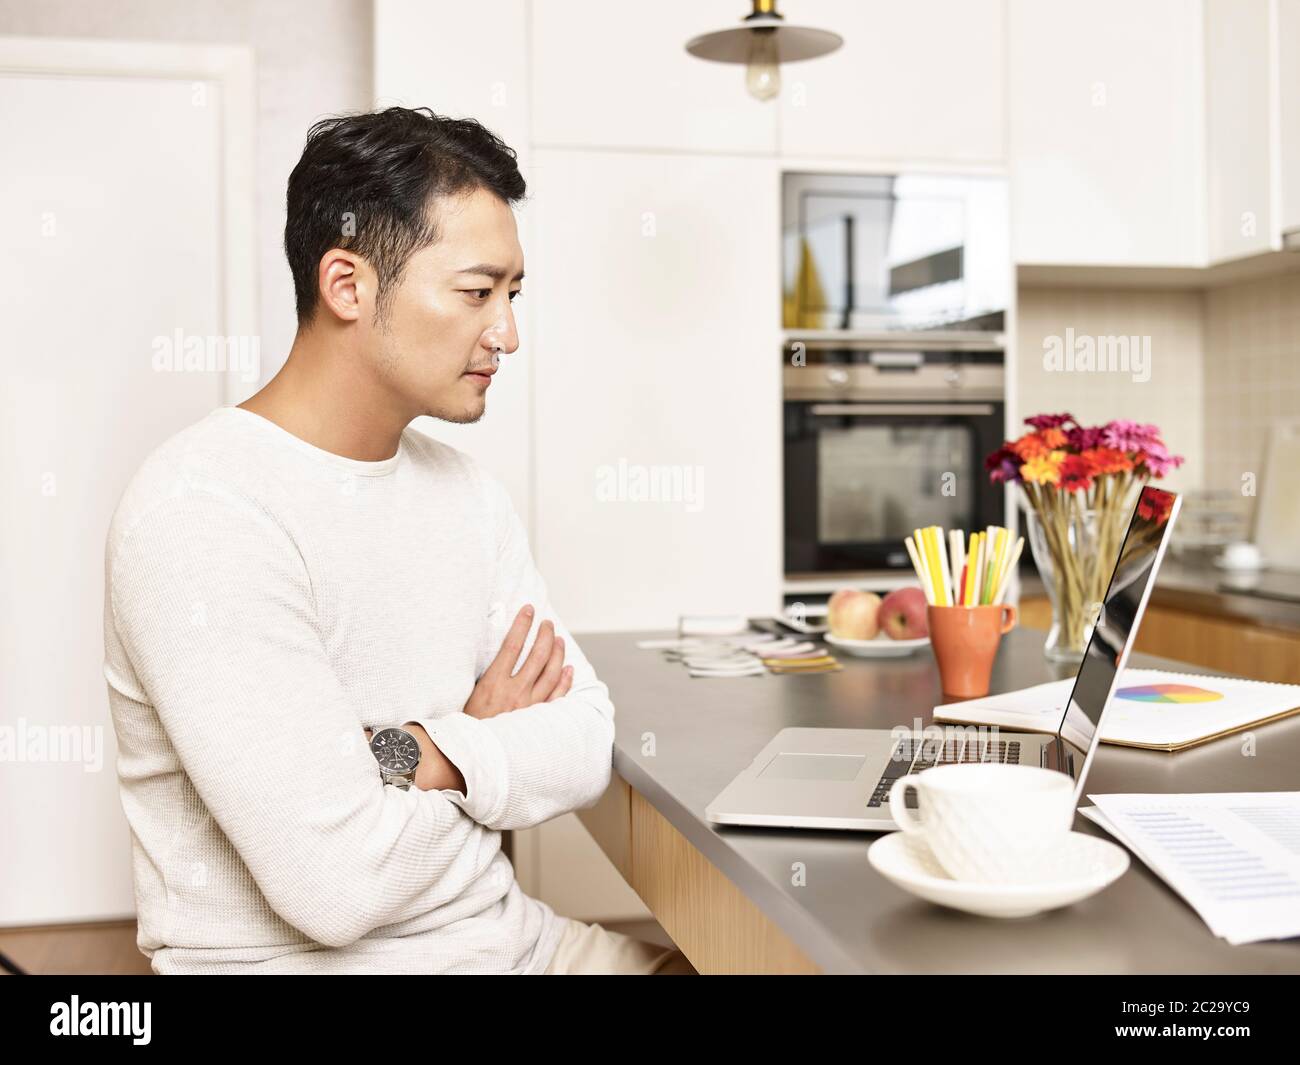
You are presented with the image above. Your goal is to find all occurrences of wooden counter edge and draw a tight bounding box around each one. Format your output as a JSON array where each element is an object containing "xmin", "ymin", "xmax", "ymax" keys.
[{"xmin": 577, "ymin": 773, "xmax": 821, "ymax": 975}]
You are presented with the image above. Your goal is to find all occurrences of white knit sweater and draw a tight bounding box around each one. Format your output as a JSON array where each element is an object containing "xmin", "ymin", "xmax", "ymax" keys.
[{"xmin": 102, "ymin": 406, "xmax": 615, "ymax": 974}]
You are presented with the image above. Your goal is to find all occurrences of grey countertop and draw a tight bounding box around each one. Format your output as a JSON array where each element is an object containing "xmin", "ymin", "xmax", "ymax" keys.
[{"xmin": 579, "ymin": 625, "xmax": 1300, "ymax": 974}]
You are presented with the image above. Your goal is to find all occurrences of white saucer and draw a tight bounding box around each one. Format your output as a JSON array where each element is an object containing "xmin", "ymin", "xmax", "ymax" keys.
[
  {"xmin": 867, "ymin": 830, "xmax": 1129, "ymax": 918},
  {"xmin": 825, "ymin": 632, "xmax": 930, "ymax": 658}
]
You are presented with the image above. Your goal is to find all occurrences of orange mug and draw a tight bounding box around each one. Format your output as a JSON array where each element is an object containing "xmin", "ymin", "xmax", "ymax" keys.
[{"xmin": 927, "ymin": 604, "xmax": 1018, "ymax": 698}]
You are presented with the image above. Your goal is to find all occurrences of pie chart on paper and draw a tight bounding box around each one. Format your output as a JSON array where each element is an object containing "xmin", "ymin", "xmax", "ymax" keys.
[{"xmin": 1115, "ymin": 683, "xmax": 1224, "ymax": 704}]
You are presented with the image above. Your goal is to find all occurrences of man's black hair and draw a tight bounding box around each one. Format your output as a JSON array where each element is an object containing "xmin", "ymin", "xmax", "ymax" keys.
[{"xmin": 284, "ymin": 106, "xmax": 527, "ymax": 326}]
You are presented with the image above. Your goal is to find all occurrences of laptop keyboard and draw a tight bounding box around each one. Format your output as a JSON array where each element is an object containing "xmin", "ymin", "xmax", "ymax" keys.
[{"xmin": 867, "ymin": 736, "xmax": 1024, "ymax": 809}]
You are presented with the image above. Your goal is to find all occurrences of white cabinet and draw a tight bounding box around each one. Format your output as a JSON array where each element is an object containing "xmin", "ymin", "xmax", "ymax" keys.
[
  {"xmin": 1205, "ymin": 0, "xmax": 1273, "ymax": 262},
  {"xmin": 530, "ymin": 0, "xmax": 777, "ymax": 154},
  {"xmin": 1275, "ymin": 0, "xmax": 1300, "ymax": 240},
  {"xmin": 528, "ymin": 149, "xmax": 782, "ymax": 632},
  {"xmin": 778, "ymin": 0, "xmax": 1005, "ymax": 164},
  {"xmin": 1008, "ymin": 0, "xmax": 1204, "ymax": 266}
]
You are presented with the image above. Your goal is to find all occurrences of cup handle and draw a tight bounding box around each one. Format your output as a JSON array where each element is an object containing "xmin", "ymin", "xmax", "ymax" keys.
[
  {"xmin": 999, "ymin": 603, "xmax": 1018, "ymax": 634},
  {"xmin": 888, "ymin": 774, "xmax": 926, "ymax": 835}
]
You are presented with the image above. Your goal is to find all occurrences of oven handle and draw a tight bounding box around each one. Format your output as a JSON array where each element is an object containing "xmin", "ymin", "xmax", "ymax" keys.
[{"xmin": 809, "ymin": 403, "xmax": 997, "ymax": 416}]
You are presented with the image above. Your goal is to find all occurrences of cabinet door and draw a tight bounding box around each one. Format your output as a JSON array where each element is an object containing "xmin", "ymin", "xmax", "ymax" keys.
[
  {"xmin": 530, "ymin": 0, "xmax": 777, "ymax": 154},
  {"xmin": 778, "ymin": 0, "xmax": 1005, "ymax": 164},
  {"xmin": 1008, "ymin": 0, "xmax": 1204, "ymax": 266},
  {"xmin": 1277, "ymin": 0, "xmax": 1300, "ymax": 241},
  {"xmin": 1205, "ymin": 0, "xmax": 1273, "ymax": 262},
  {"xmin": 528, "ymin": 149, "xmax": 782, "ymax": 631}
]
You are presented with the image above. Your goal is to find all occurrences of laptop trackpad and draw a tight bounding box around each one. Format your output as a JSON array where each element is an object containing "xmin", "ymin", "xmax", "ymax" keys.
[{"xmin": 758, "ymin": 752, "xmax": 865, "ymax": 782}]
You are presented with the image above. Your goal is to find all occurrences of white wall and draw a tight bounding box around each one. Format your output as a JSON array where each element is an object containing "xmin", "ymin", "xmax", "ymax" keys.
[{"xmin": 0, "ymin": 0, "xmax": 374, "ymax": 398}]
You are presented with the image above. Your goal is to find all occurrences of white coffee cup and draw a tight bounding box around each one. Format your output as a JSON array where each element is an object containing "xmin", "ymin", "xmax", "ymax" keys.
[{"xmin": 888, "ymin": 763, "xmax": 1076, "ymax": 884}]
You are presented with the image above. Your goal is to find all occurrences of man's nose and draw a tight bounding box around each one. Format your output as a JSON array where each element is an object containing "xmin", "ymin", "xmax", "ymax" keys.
[{"xmin": 484, "ymin": 301, "xmax": 519, "ymax": 356}]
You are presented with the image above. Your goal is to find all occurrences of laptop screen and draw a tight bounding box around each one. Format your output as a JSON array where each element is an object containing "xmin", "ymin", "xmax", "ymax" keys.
[{"xmin": 1049, "ymin": 485, "xmax": 1181, "ymax": 789}]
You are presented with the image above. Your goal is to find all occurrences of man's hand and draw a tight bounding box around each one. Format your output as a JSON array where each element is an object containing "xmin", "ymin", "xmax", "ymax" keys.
[
  {"xmin": 360, "ymin": 605, "xmax": 571, "ymax": 794},
  {"xmin": 463, "ymin": 604, "xmax": 572, "ymax": 721}
]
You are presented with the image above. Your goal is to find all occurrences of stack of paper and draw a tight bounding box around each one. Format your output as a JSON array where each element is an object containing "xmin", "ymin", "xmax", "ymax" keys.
[
  {"xmin": 1081, "ymin": 793, "xmax": 1300, "ymax": 945},
  {"xmin": 635, "ymin": 633, "xmax": 841, "ymax": 677},
  {"xmin": 934, "ymin": 669, "xmax": 1300, "ymax": 750}
]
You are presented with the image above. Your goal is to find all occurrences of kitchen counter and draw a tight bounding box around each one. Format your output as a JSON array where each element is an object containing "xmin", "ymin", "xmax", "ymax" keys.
[
  {"xmin": 576, "ymin": 625, "xmax": 1300, "ymax": 974},
  {"xmin": 1021, "ymin": 556, "xmax": 1300, "ymax": 632}
]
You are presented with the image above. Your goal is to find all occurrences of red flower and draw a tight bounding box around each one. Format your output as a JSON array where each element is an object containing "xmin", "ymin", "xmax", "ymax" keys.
[
  {"xmin": 1137, "ymin": 488, "xmax": 1175, "ymax": 525},
  {"xmin": 1025, "ymin": 413, "xmax": 1076, "ymax": 430},
  {"xmin": 1058, "ymin": 453, "xmax": 1096, "ymax": 492}
]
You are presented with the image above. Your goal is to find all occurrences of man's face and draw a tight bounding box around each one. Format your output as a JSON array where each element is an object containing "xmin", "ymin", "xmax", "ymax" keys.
[{"xmin": 368, "ymin": 186, "xmax": 523, "ymax": 424}]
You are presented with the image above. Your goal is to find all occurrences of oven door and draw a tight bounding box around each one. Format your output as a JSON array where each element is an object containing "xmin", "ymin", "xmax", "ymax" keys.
[{"xmin": 784, "ymin": 399, "xmax": 1006, "ymax": 575}]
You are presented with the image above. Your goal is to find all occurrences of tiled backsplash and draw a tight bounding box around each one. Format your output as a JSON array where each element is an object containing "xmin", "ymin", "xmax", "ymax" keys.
[
  {"xmin": 1015, "ymin": 286, "xmax": 1205, "ymax": 496},
  {"xmin": 1016, "ymin": 274, "xmax": 1300, "ymax": 531},
  {"xmin": 1203, "ymin": 272, "xmax": 1300, "ymax": 525}
]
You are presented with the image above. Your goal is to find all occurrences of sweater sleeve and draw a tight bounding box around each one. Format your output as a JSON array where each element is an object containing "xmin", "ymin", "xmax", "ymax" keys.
[
  {"xmin": 108, "ymin": 488, "xmax": 500, "ymax": 950},
  {"xmin": 412, "ymin": 467, "xmax": 615, "ymax": 832}
]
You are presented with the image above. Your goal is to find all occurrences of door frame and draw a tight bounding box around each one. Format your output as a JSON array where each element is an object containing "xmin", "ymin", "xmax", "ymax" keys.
[{"xmin": 0, "ymin": 35, "xmax": 257, "ymax": 404}]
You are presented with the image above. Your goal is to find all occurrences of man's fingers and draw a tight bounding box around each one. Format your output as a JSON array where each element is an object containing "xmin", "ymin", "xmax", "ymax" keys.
[
  {"xmin": 532, "ymin": 635, "xmax": 564, "ymax": 702},
  {"xmin": 515, "ymin": 619, "xmax": 555, "ymax": 685},
  {"xmin": 546, "ymin": 665, "xmax": 574, "ymax": 702},
  {"xmin": 489, "ymin": 605, "xmax": 534, "ymax": 675}
]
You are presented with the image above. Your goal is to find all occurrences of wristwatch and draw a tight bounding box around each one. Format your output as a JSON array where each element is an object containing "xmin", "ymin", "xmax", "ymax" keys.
[{"xmin": 369, "ymin": 726, "xmax": 422, "ymax": 790}]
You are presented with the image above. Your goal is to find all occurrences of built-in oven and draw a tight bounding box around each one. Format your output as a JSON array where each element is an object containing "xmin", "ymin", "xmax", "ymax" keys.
[{"xmin": 783, "ymin": 337, "xmax": 1007, "ymax": 578}]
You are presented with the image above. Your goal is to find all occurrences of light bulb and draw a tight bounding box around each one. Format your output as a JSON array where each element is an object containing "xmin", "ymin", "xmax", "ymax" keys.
[{"xmin": 745, "ymin": 30, "xmax": 780, "ymax": 101}]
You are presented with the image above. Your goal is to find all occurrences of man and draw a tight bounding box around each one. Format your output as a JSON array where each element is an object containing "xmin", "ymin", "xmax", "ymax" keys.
[{"xmin": 103, "ymin": 107, "xmax": 693, "ymax": 974}]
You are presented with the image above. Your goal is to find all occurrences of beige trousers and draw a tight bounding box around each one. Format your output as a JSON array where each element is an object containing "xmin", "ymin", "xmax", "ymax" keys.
[{"xmin": 541, "ymin": 917, "xmax": 697, "ymax": 974}]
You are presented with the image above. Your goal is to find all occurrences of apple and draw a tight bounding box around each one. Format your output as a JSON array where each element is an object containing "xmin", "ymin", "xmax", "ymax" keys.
[
  {"xmin": 827, "ymin": 588, "xmax": 882, "ymax": 640},
  {"xmin": 880, "ymin": 586, "xmax": 929, "ymax": 640}
]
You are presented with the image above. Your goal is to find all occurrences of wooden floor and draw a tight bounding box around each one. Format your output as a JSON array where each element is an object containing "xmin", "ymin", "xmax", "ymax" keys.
[
  {"xmin": 0, "ymin": 920, "xmax": 152, "ymax": 975},
  {"xmin": 0, "ymin": 917, "xmax": 681, "ymax": 976}
]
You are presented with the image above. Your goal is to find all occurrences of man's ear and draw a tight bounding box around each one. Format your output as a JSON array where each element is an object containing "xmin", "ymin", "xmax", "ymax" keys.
[{"xmin": 316, "ymin": 248, "xmax": 373, "ymax": 323}]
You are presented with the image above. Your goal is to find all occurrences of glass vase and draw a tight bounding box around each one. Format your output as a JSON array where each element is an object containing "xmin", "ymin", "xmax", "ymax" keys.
[{"xmin": 1021, "ymin": 491, "xmax": 1119, "ymax": 665}]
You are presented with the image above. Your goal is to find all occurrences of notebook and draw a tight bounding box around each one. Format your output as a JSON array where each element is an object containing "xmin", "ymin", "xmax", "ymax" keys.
[{"xmin": 934, "ymin": 668, "xmax": 1300, "ymax": 751}]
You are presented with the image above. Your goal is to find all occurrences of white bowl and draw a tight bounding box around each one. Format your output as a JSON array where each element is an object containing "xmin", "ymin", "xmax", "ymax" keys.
[
  {"xmin": 867, "ymin": 829, "xmax": 1129, "ymax": 918},
  {"xmin": 825, "ymin": 631, "xmax": 930, "ymax": 658}
]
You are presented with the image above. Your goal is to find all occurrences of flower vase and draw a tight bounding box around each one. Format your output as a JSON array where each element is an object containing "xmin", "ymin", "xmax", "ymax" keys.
[{"xmin": 1021, "ymin": 488, "xmax": 1128, "ymax": 665}]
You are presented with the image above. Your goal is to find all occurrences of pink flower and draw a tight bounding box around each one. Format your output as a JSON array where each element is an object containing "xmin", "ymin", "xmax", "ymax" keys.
[
  {"xmin": 1138, "ymin": 443, "xmax": 1184, "ymax": 478},
  {"xmin": 1102, "ymin": 420, "xmax": 1163, "ymax": 452}
]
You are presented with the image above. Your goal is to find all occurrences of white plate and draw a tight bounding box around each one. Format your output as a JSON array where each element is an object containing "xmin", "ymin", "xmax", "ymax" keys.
[
  {"xmin": 825, "ymin": 631, "xmax": 930, "ymax": 657},
  {"xmin": 867, "ymin": 830, "xmax": 1129, "ymax": 918}
]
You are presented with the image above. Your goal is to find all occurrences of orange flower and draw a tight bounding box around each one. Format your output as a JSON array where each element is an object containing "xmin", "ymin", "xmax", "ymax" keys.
[
  {"xmin": 1020, "ymin": 450, "xmax": 1066, "ymax": 485},
  {"xmin": 1010, "ymin": 433, "xmax": 1050, "ymax": 460},
  {"xmin": 1083, "ymin": 447, "xmax": 1133, "ymax": 475},
  {"xmin": 1040, "ymin": 427, "xmax": 1068, "ymax": 449}
]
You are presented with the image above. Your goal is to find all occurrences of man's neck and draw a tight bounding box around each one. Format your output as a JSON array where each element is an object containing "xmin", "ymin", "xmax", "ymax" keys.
[{"xmin": 239, "ymin": 328, "xmax": 409, "ymax": 462}]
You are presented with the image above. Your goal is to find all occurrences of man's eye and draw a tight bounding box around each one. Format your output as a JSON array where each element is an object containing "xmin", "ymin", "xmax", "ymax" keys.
[{"xmin": 465, "ymin": 288, "xmax": 522, "ymax": 301}]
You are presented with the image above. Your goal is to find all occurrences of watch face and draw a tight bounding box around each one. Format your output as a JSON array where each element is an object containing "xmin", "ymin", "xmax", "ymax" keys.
[{"xmin": 370, "ymin": 728, "xmax": 420, "ymax": 773}]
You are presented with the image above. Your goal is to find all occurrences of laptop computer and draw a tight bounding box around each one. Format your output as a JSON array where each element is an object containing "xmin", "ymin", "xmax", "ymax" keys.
[{"xmin": 706, "ymin": 484, "xmax": 1182, "ymax": 831}]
